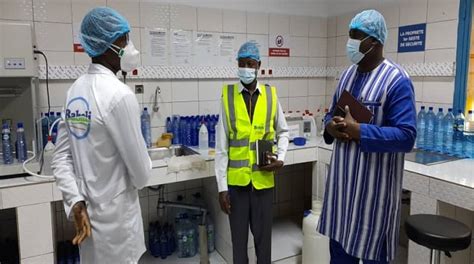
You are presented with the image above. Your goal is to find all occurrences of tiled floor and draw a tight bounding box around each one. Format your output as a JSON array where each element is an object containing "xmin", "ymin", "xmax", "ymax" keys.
[{"xmin": 139, "ymin": 251, "xmax": 226, "ymax": 264}]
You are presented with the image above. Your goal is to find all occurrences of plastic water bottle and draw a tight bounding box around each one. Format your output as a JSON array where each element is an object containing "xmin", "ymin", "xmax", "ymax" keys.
[
  {"xmin": 453, "ymin": 110, "xmax": 465, "ymax": 157},
  {"xmin": 141, "ymin": 108, "xmax": 152, "ymax": 148},
  {"xmin": 424, "ymin": 107, "xmax": 436, "ymax": 151},
  {"xmin": 464, "ymin": 110, "xmax": 474, "ymax": 158},
  {"xmin": 207, "ymin": 214, "xmax": 215, "ymax": 253},
  {"xmin": 15, "ymin": 122, "xmax": 28, "ymax": 162},
  {"xmin": 159, "ymin": 226, "xmax": 169, "ymax": 259},
  {"xmin": 208, "ymin": 117, "xmax": 216, "ymax": 148},
  {"xmin": 180, "ymin": 117, "xmax": 188, "ymax": 145},
  {"xmin": 416, "ymin": 106, "xmax": 426, "ymax": 149},
  {"xmin": 186, "ymin": 118, "xmax": 192, "ymax": 146},
  {"xmin": 199, "ymin": 121, "xmax": 208, "ymax": 150},
  {"xmin": 434, "ymin": 108, "xmax": 444, "ymax": 152},
  {"xmin": 442, "ymin": 109, "xmax": 455, "ymax": 154},
  {"xmin": 172, "ymin": 115, "xmax": 181, "ymax": 145},
  {"xmin": 166, "ymin": 117, "xmax": 172, "ymax": 133},
  {"xmin": 2, "ymin": 123, "xmax": 14, "ymax": 164}
]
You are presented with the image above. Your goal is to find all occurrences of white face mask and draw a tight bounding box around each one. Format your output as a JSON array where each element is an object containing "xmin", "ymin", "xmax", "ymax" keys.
[
  {"xmin": 110, "ymin": 41, "xmax": 140, "ymax": 72},
  {"xmin": 346, "ymin": 36, "xmax": 374, "ymax": 64},
  {"xmin": 238, "ymin": 67, "xmax": 257, "ymax": 84}
]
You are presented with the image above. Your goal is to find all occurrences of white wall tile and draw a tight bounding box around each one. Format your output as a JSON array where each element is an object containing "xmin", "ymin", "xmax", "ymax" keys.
[
  {"xmin": 424, "ymin": 48, "xmax": 456, "ymax": 63},
  {"xmin": 422, "ymin": 77, "xmax": 454, "ymax": 104},
  {"xmin": 289, "ymin": 97, "xmax": 308, "ymax": 112},
  {"xmin": 171, "ymin": 80, "xmax": 198, "ymax": 102},
  {"xmin": 199, "ymin": 100, "xmax": 220, "ymax": 115},
  {"xmin": 290, "ymin": 15, "xmax": 309, "ymax": 37},
  {"xmin": 17, "ymin": 203, "xmax": 54, "ymax": 258},
  {"xmin": 378, "ymin": 4, "xmax": 400, "ymax": 29},
  {"xmin": 269, "ymin": 14, "xmax": 290, "ymax": 35},
  {"xmin": 385, "ymin": 52, "xmax": 398, "ymax": 63},
  {"xmin": 142, "ymin": 80, "xmax": 172, "ymax": 103},
  {"xmin": 309, "ymin": 37, "xmax": 327, "ymax": 58},
  {"xmin": 308, "ymin": 78, "xmax": 326, "ymax": 96},
  {"xmin": 35, "ymin": 22, "xmax": 73, "ymax": 52},
  {"xmin": 427, "ymin": 0, "xmax": 459, "ymax": 23},
  {"xmin": 223, "ymin": 10, "xmax": 246, "ymax": 33},
  {"xmin": 327, "ymin": 37, "xmax": 336, "ymax": 58},
  {"xmin": 197, "ymin": 7, "xmax": 223, "ymax": 33},
  {"xmin": 426, "ymin": 20, "xmax": 458, "ymax": 50},
  {"xmin": 413, "ymin": 78, "xmax": 424, "ymax": 102},
  {"xmin": 271, "ymin": 79, "xmax": 289, "ymax": 98},
  {"xmin": 0, "ymin": 0, "xmax": 34, "ymax": 21},
  {"xmin": 399, "ymin": 0, "xmax": 428, "ymax": 26},
  {"xmin": 289, "ymin": 79, "xmax": 308, "ymax": 97},
  {"xmin": 172, "ymin": 101, "xmax": 199, "ymax": 116},
  {"xmin": 170, "ymin": 4, "xmax": 197, "ymax": 31},
  {"xmin": 198, "ymin": 79, "xmax": 223, "ymax": 101},
  {"xmin": 336, "ymin": 56, "xmax": 350, "ymax": 67},
  {"xmin": 37, "ymin": 51, "xmax": 74, "ymax": 66},
  {"xmin": 33, "ymin": 0, "xmax": 72, "ymax": 23},
  {"xmin": 386, "ymin": 28, "xmax": 398, "ymax": 53},
  {"xmin": 247, "ymin": 12, "xmax": 268, "ymax": 35},
  {"xmin": 146, "ymin": 102, "xmax": 171, "ymax": 128},
  {"xmin": 307, "ymin": 96, "xmax": 325, "ymax": 114},
  {"xmin": 291, "ymin": 36, "xmax": 309, "ymax": 57},
  {"xmin": 336, "ymin": 36, "xmax": 346, "ymax": 57},
  {"xmin": 107, "ymin": 0, "xmax": 139, "ymax": 27},
  {"xmin": 336, "ymin": 13, "xmax": 353, "ymax": 37},
  {"xmin": 74, "ymin": 52, "xmax": 91, "ymax": 65},
  {"xmin": 38, "ymin": 81, "xmax": 70, "ymax": 107},
  {"xmin": 22, "ymin": 253, "xmax": 55, "ymax": 264},
  {"xmin": 327, "ymin": 57, "xmax": 336, "ymax": 67},
  {"xmin": 247, "ymin": 34, "xmax": 269, "ymax": 57},
  {"xmin": 309, "ymin": 57, "xmax": 327, "ymax": 67},
  {"xmin": 279, "ymin": 97, "xmax": 289, "ymax": 112},
  {"xmin": 309, "ymin": 17, "xmax": 327, "ymax": 38},
  {"xmin": 398, "ymin": 52, "xmax": 425, "ymax": 64},
  {"xmin": 327, "ymin": 16, "xmax": 337, "ymax": 38},
  {"xmin": 71, "ymin": 0, "xmax": 106, "ymax": 24},
  {"xmin": 268, "ymin": 57, "xmax": 289, "ymax": 67},
  {"xmin": 289, "ymin": 57, "xmax": 308, "ymax": 67},
  {"xmin": 140, "ymin": 2, "xmax": 169, "ymax": 29}
]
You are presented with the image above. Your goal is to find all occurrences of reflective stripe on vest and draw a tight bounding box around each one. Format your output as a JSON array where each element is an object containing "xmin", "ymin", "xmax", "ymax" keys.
[{"xmin": 222, "ymin": 83, "xmax": 277, "ymax": 190}]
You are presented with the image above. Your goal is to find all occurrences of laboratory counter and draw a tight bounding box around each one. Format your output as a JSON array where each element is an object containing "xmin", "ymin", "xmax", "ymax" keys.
[{"xmin": 0, "ymin": 138, "xmax": 472, "ymax": 263}]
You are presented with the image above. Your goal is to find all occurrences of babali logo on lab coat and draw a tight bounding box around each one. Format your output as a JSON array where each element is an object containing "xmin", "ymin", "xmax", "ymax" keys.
[{"xmin": 66, "ymin": 97, "xmax": 92, "ymax": 139}]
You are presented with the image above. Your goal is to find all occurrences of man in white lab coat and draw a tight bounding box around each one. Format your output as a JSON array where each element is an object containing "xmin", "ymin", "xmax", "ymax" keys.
[{"xmin": 52, "ymin": 7, "xmax": 151, "ymax": 263}]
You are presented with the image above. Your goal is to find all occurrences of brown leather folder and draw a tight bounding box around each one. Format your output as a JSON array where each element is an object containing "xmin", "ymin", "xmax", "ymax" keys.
[{"xmin": 333, "ymin": 90, "xmax": 373, "ymax": 123}]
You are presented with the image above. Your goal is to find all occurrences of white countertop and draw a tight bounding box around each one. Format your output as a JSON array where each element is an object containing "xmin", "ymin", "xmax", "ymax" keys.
[{"xmin": 1, "ymin": 138, "xmax": 472, "ymax": 190}]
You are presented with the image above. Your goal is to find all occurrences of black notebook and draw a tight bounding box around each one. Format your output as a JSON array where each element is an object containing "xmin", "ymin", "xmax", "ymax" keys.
[{"xmin": 256, "ymin": 140, "xmax": 274, "ymax": 166}]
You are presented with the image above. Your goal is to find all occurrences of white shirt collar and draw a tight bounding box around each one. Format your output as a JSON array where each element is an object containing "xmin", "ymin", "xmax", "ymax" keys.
[{"xmin": 88, "ymin": 63, "xmax": 117, "ymax": 77}]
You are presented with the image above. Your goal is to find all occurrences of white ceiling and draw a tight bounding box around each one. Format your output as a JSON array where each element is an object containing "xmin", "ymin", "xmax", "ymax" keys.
[{"xmin": 158, "ymin": 0, "xmax": 400, "ymax": 17}]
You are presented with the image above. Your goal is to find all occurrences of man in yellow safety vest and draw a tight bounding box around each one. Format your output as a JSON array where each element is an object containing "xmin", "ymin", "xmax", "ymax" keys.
[{"xmin": 215, "ymin": 41, "xmax": 289, "ymax": 264}]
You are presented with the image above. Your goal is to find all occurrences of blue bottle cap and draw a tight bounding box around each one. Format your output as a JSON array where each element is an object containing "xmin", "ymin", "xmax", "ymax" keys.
[
  {"xmin": 438, "ymin": 108, "xmax": 443, "ymax": 112},
  {"xmin": 56, "ymin": 112, "xmax": 61, "ymax": 116},
  {"xmin": 2, "ymin": 123, "xmax": 8, "ymax": 129},
  {"xmin": 428, "ymin": 107, "xmax": 433, "ymax": 110},
  {"xmin": 144, "ymin": 107, "xmax": 148, "ymax": 111},
  {"xmin": 469, "ymin": 110, "xmax": 473, "ymax": 114},
  {"xmin": 421, "ymin": 106, "xmax": 425, "ymax": 109},
  {"xmin": 17, "ymin": 122, "xmax": 23, "ymax": 128},
  {"xmin": 45, "ymin": 113, "xmax": 49, "ymax": 117},
  {"xmin": 458, "ymin": 110, "xmax": 462, "ymax": 113},
  {"xmin": 448, "ymin": 108, "xmax": 452, "ymax": 112}
]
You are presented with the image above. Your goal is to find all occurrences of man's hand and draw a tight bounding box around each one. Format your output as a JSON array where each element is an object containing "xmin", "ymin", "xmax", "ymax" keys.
[
  {"xmin": 219, "ymin": 191, "xmax": 231, "ymax": 215},
  {"xmin": 71, "ymin": 201, "xmax": 91, "ymax": 245},
  {"xmin": 259, "ymin": 152, "xmax": 284, "ymax": 172},
  {"xmin": 326, "ymin": 116, "xmax": 351, "ymax": 141},
  {"xmin": 342, "ymin": 105, "xmax": 361, "ymax": 141}
]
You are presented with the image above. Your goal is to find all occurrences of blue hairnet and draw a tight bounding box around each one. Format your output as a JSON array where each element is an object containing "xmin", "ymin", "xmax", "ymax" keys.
[
  {"xmin": 349, "ymin": 9, "xmax": 387, "ymax": 44},
  {"xmin": 80, "ymin": 7, "xmax": 130, "ymax": 58},
  {"xmin": 237, "ymin": 42, "xmax": 260, "ymax": 61}
]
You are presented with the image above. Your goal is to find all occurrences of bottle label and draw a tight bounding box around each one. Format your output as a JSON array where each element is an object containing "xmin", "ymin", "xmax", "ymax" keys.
[
  {"xmin": 182, "ymin": 235, "xmax": 187, "ymax": 242},
  {"xmin": 3, "ymin": 134, "xmax": 9, "ymax": 140}
]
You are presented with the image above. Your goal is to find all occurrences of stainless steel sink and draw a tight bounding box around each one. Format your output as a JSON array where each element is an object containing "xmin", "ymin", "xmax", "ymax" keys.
[{"xmin": 148, "ymin": 145, "xmax": 199, "ymax": 160}]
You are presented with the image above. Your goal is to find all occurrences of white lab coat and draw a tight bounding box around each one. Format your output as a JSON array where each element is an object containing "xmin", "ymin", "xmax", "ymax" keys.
[{"xmin": 52, "ymin": 63, "xmax": 152, "ymax": 264}]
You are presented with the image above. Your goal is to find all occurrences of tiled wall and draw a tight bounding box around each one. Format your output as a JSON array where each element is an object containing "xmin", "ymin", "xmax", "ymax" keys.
[{"xmin": 327, "ymin": 0, "xmax": 459, "ymax": 111}]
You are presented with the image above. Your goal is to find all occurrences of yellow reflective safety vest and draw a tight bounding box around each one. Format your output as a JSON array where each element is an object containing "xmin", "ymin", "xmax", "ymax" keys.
[{"xmin": 222, "ymin": 83, "xmax": 278, "ymax": 190}]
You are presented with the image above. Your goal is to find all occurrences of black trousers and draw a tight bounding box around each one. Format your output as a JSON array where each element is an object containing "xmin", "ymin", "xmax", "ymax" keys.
[{"xmin": 228, "ymin": 185, "xmax": 273, "ymax": 264}]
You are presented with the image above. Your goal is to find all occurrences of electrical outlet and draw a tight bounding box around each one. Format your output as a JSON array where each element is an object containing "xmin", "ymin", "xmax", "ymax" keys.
[
  {"xmin": 4, "ymin": 58, "xmax": 25, "ymax": 69},
  {"xmin": 135, "ymin": 84, "xmax": 144, "ymax": 94}
]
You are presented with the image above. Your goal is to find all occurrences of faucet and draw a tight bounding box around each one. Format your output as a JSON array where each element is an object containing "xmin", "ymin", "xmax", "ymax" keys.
[{"xmin": 153, "ymin": 86, "xmax": 160, "ymax": 112}]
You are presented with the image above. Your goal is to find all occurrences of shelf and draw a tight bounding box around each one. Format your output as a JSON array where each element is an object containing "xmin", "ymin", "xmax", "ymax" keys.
[{"xmin": 0, "ymin": 161, "xmax": 39, "ymax": 177}]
